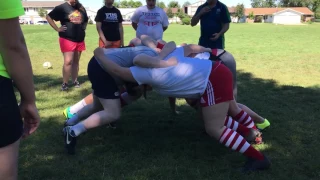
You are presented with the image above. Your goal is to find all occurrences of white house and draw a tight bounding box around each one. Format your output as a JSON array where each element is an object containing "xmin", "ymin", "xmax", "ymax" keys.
[
  {"xmin": 185, "ymin": 0, "xmax": 206, "ymax": 17},
  {"xmin": 243, "ymin": 7, "xmax": 314, "ymax": 24},
  {"xmin": 118, "ymin": 8, "xmax": 137, "ymax": 21},
  {"xmin": 21, "ymin": 1, "xmax": 64, "ymax": 23},
  {"xmin": 85, "ymin": 7, "xmax": 98, "ymax": 24}
]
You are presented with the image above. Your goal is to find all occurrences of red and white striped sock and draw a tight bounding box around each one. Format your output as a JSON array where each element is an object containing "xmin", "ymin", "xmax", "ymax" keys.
[
  {"xmin": 219, "ymin": 128, "xmax": 264, "ymax": 160},
  {"xmin": 224, "ymin": 116, "xmax": 250, "ymax": 137},
  {"xmin": 233, "ymin": 110, "xmax": 256, "ymax": 129}
]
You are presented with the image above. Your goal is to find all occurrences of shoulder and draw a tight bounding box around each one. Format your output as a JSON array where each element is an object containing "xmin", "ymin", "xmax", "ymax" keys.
[
  {"xmin": 218, "ymin": 1, "xmax": 228, "ymax": 9},
  {"xmin": 197, "ymin": 3, "xmax": 207, "ymax": 9},
  {"xmin": 136, "ymin": 6, "xmax": 146, "ymax": 11},
  {"xmin": 114, "ymin": 7, "xmax": 122, "ymax": 13},
  {"xmin": 97, "ymin": 6, "xmax": 105, "ymax": 12}
]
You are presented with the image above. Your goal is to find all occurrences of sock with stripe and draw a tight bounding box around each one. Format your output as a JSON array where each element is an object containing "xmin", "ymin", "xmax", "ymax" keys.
[
  {"xmin": 224, "ymin": 116, "xmax": 250, "ymax": 137},
  {"xmin": 233, "ymin": 110, "xmax": 257, "ymax": 129},
  {"xmin": 66, "ymin": 114, "xmax": 80, "ymax": 126},
  {"xmin": 219, "ymin": 127, "xmax": 264, "ymax": 160}
]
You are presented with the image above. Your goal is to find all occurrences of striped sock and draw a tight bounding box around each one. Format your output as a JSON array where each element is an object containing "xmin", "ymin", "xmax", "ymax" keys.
[
  {"xmin": 224, "ymin": 116, "xmax": 250, "ymax": 137},
  {"xmin": 219, "ymin": 128, "xmax": 264, "ymax": 160},
  {"xmin": 233, "ymin": 110, "xmax": 256, "ymax": 129}
]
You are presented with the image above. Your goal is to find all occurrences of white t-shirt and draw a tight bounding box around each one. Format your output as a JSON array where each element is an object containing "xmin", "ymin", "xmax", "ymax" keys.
[
  {"xmin": 130, "ymin": 47, "xmax": 213, "ymax": 98},
  {"xmin": 131, "ymin": 6, "xmax": 169, "ymax": 41}
]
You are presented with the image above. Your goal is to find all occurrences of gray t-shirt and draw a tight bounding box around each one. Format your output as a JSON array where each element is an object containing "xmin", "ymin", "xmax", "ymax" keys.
[{"xmin": 98, "ymin": 46, "xmax": 158, "ymax": 84}]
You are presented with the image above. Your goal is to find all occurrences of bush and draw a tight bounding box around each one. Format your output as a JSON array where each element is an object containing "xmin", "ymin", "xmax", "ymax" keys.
[
  {"xmin": 315, "ymin": 19, "xmax": 320, "ymax": 22},
  {"xmin": 88, "ymin": 19, "xmax": 93, "ymax": 24},
  {"xmin": 181, "ymin": 17, "xmax": 191, "ymax": 25}
]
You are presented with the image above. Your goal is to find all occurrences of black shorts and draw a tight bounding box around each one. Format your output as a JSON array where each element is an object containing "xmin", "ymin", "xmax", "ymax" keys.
[
  {"xmin": 87, "ymin": 57, "xmax": 120, "ymax": 99},
  {"xmin": 0, "ymin": 76, "xmax": 23, "ymax": 148}
]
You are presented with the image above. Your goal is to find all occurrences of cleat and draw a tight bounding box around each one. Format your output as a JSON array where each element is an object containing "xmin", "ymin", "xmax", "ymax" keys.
[
  {"xmin": 63, "ymin": 107, "xmax": 75, "ymax": 119},
  {"xmin": 256, "ymin": 119, "xmax": 270, "ymax": 131},
  {"xmin": 106, "ymin": 122, "xmax": 117, "ymax": 129},
  {"xmin": 241, "ymin": 154, "xmax": 271, "ymax": 173},
  {"xmin": 63, "ymin": 126, "xmax": 77, "ymax": 155},
  {"xmin": 61, "ymin": 83, "xmax": 69, "ymax": 91},
  {"xmin": 73, "ymin": 81, "xmax": 80, "ymax": 88}
]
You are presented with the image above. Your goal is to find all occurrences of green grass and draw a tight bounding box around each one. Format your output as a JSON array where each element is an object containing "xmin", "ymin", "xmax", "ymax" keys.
[{"xmin": 18, "ymin": 23, "xmax": 320, "ymax": 180}]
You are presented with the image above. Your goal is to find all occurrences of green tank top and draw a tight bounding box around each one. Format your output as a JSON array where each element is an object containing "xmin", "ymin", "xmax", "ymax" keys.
[{"xmin": 0, "ymin": 0, "xmax": 25, "ymax": 78}]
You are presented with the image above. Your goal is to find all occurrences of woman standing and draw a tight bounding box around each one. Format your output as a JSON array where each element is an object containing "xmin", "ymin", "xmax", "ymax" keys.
[
  {"xmin": 46, "ymin": 0, "xmax": 88, "ymax": 91},
  {"xmin": 95, "ymin": 0, "xmax": 124, "ymax": 48},
  {"xmin": 0, "ymin": 0, "xmax": 40, "ymax": 179}
]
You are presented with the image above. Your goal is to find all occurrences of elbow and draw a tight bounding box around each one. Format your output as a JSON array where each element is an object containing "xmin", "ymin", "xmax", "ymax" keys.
[
  {"xmin": 45, "ymin": 15, "xmax": 50, "ymax": 21},
  {"xmin": 93, "ymin": 47, "xmax": 104, "ymax": 59}
]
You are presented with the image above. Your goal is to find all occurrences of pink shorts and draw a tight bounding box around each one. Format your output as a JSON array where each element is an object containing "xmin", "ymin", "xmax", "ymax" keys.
[
  {"xmin": 200, "ymin": 61, "xmax": 234, "ymax": 107},
  {"xmin": 59, "ymin": 37, "xmax": 86, "ymax": 53}
]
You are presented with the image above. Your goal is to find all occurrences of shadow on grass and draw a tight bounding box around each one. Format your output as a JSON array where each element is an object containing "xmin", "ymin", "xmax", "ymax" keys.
[{"xmin": 18, "ymin": 71, "xmax": 320, "ymax": 180}]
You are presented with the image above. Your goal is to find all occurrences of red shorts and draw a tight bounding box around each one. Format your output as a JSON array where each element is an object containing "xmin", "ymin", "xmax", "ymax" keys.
[
  {"xmin": 200, "ymin": 61, "xmax": 234, "ymax": 107},
  {"xmin": 59, "ymin": 37, "xmax": 86, "ymax": 53},
  {"xmin": 99, "ymin": 39, "xmax": 121, "ymax": 48}
]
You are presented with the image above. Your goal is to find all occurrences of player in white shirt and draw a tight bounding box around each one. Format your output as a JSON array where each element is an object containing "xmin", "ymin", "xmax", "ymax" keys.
[
  {"xmin": 130, "ymin": 0, "xmax": 169, "ymax": 41},
  {"xmin": 93, "ymin": 43, "xmax": 271, "ymax": 172}
]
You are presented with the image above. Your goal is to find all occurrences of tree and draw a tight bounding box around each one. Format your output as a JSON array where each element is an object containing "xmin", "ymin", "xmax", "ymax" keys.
[
  {"xmin": 113, "ymin": 2, "xmax": 120, "ymax": 7},
  {"xmin": 119, "ymin": 0, "xmax": 128, "ymax": 8},
  {"xmin": 251, "ymin": 0, "xmax": 276, "ymax": 7},
  {"xmin": 177, "ymin": 8, "xmax": 187, "ymax": 19},
  {"xmin": 168, "ymin": 1, "xmax": 180, "ymax": 8},
  {"xmin": 183, "ymin": 1, "xmax": 191, "ymax": 7},
  {"xmin": 166, "ymin": 8, "xmax": 174, "ymax": 18},
  {"xmin": 38, "ymin": 8, "xmax": 47, "ymax": 18},
  {"xmin": 156, "ymin": 1, "xmax": 166, "ymax": 8},
  {"xmin": 234, "ymin": 3, "xmax": 245, "ymax": 22},
  {"xmin": 134, "ymin": 1, "xmax": 142, "ymax": 7}
]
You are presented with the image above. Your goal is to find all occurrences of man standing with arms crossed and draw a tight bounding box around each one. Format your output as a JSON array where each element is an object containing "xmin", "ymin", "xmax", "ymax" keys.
[
  {"xmin": 191, "ymin": 0, "xmax": 231, "ymax": 49},
  {"xmin": 0, "ymin": 0, "xmax": 40, "ymax": 179}
]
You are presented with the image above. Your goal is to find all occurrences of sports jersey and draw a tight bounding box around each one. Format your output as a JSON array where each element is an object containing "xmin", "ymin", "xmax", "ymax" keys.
[
  {"xmin": 130, "ymin": 47, "xmax": 214, "ymax": 98},
  {"xmin": 97, "ymin": 46, "xmax": 158, "ymax": 84},
  {"xmin": 131, "ymin": 6, "xmax": 169, "ymax": 40}
]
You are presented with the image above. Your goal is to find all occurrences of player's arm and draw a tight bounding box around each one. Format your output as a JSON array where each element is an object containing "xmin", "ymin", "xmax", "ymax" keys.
[
  {"xmin": 133, "ymin": 41, "xmax": 177, "ymax": 68},
  {"xmin": 0, "ymin": 17, "xmax": 36, "ymax": 104},
  {"xmin": 130, "ymin": 10, "xmax": 139, "ymax": 31},
  {"xmin": 133, "ymin": 54, "xmax": 177, "ymax": 68},
  {"xmin": 218, "ymin": 5, "xmax": 231, "ymax": 37},
  {"xmin": 183, "ymin": 44, "xmax": 211, "ymax": 57},
  {"xmin": 93, "ymin": 48, "xmax": 136, "ymax": 82}
]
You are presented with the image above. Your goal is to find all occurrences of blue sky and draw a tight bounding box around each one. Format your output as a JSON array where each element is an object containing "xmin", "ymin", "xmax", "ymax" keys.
[{"xmin": 79, "ymin": 0, "xmax": 252, "ymax": 9}]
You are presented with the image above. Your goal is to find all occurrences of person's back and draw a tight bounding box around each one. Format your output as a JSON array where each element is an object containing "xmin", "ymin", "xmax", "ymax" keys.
[{"xmin": 130, "ymin": 47, "xmax": 213, "ymax": 98}]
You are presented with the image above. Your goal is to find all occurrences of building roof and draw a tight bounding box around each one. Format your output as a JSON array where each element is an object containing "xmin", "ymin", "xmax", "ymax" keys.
[
  {"xmin": 22, "ymin": 1, "xmax": 65, "ymax": 8},
  {"xmin": 245, "ymin": 7, "xmax": 314, "ymax": 16}
]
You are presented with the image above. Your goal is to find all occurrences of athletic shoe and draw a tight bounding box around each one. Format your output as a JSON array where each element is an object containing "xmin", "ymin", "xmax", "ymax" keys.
[
  {"xmin": 244, "ymin": 128, "xmax": 263, "ymax": 145},
  {"xmin": 63, "ymin": 107, "xmax": 75, "ymax": 119},
  {"xmin": 61, "ymin": 83, "xmax": 68, "ymax": 91},
  {"xmin": 107, "ymin": 122, "xmax": 116, "ymax": 129},
  {"xmin": 241, "ymin": 154, "xmax": 271, "ymax": 173},
  {"xmin": 256, "ymin": 119, "xmax": 270, "ymax": 131},
  {"xmin": 63, "ymin": 126, "xmax": 77, "ymax": 155},
  {"xmin": 74, "ymin": 81, "xmax": 80, "ymax": 88}
]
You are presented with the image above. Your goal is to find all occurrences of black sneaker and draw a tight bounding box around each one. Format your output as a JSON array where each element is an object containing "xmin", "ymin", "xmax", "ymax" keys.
[
  {"xmin": 73, "ymin": 81, "xmax": 80, "ymax": 88},
  {"xmin": 107, "ymin": 122, "xmax": 116, "ymax": 129},
  {"xmin": 61, "ymin": 83, "xmax": 68, "ymax": 91},
  {"xmin": 63, "ymin": 126, "xmax": 77, "ymax": 155},
  {"xmin": 241, "ymin": 154, "xmax": 271, "ymax": 173}
]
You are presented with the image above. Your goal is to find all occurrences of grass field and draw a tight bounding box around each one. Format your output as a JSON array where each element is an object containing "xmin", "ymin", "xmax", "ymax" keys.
[{"xmin": 18, "ymin": 23, "xmax": 320, "ymax": 180}]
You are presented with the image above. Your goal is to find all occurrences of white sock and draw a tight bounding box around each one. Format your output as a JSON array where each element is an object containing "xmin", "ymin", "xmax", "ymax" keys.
[
  {"xmin": 70, "ymin": 123, "xmax": 87, "ymax": 137},
  {"xmin": 70, "ymin": 99, "xmax": 87, "ymax": 114},
  {"xmin": 66, "ymin": 114, "xmax": 80, "ymax": 126},
  {"xmin": 121, "ymin": 92, "xmax": 133, "ymax": 104}
]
